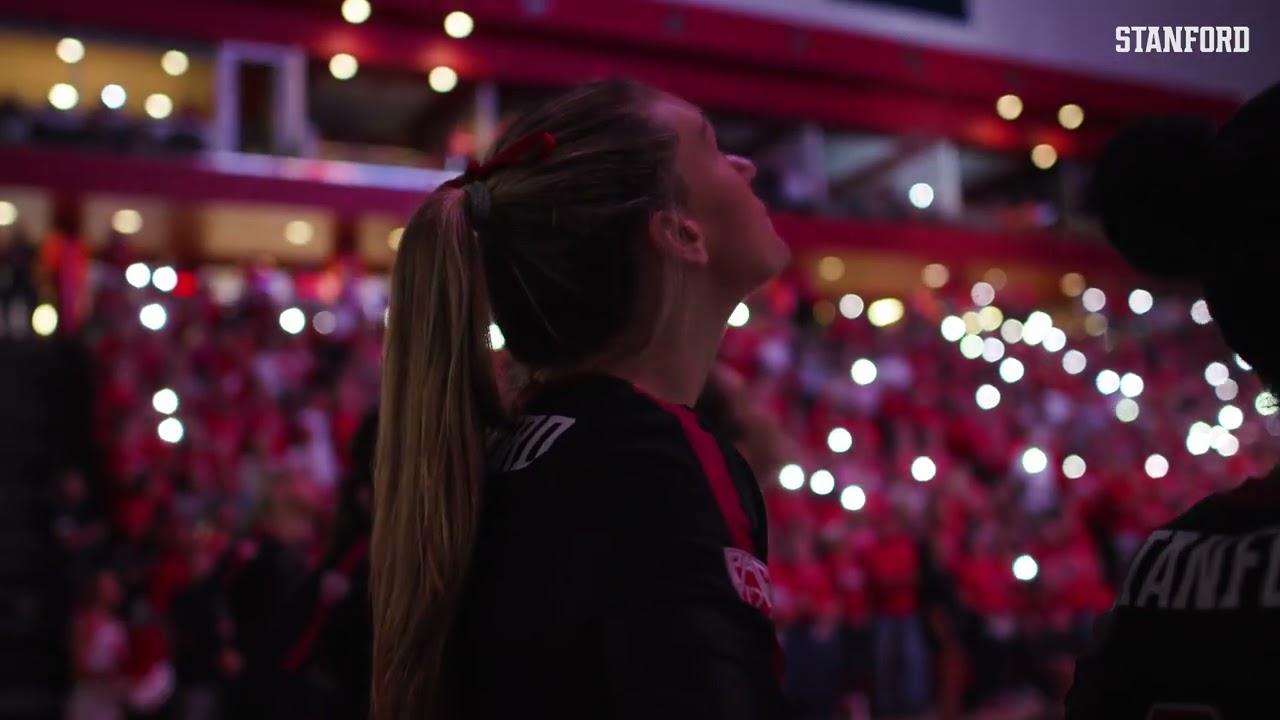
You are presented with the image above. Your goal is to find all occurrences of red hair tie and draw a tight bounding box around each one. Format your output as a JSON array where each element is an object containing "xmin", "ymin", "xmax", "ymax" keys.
[{"xmin": 442, "ymin": 131, "xmax": 557, "ymax": 189}]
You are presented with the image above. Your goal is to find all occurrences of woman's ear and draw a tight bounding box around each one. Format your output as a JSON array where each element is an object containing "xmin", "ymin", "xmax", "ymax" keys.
[{"xmin": 648, "ymin": 210, "xmax": 709, "ymax": 266}]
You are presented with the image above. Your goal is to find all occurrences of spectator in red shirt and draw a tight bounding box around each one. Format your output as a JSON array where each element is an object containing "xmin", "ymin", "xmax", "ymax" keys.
[
  {"xmin": 954, "ymin": 528, "xmax": 1018, "ymax": 707},
  {"xmin": 67, "ymin": 569, "xmax": 129, "ymax": 720},
  {"xmin": 828, "ymin": 534, "xmax": 873, "ymax": 712},
  {"xmin": 864, "ymin": 512, "xmax": 931, "ymax": 715},
  {"xmin": 782, "ymin": 591, "xmax": 848, "ymax": 720}
]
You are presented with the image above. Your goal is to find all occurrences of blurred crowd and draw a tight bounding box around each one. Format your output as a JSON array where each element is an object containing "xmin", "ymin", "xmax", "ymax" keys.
[
  {"xmin": 8, "ymin": 229, "xmax": 1278, "ymax": 720},
  {"xmin": 723, "ymin": 279, "xmax": 1276, "ymax": 718}
]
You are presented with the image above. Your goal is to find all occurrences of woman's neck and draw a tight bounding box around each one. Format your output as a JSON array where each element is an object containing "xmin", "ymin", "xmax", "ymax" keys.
[{"xmin": 598, "ymin": 306, "xmax": 727, "ymax": 407}]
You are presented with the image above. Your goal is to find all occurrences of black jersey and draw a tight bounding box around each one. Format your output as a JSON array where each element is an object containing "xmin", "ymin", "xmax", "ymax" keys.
[
  {"xmin": 1066, "ymin": 474, "xmax": 1280, "ymax": 720},
  {"xmin": 449, "ymin": 373, "xmax": 785, "ymax": 719}
]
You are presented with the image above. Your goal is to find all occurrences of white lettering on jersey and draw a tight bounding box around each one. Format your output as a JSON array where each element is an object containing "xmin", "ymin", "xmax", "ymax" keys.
[
  {"xmin": 1220, "ymin": 531, "xmax": 1263, "ymax": 610},
  {"xmin": 1261, "ymin": 532, "xmax": 1280, "ymax": 608},
  {"xmin": 1172, "ymin": 535, "xmax": 1228, "ymax": 610},
  {"xmin": 1118, "ymin": 530, "xmax": 1171, "ymax": 606},
  {"xmin": 491, "ymin": 414, "xmax": 576, "ymax": 473},
  {"xmin": 1136, "ymin": 531, "xmax": 1199, "ymax": 609},
  {"xmin": 724, "ymin": 547, "xmax": 773, "ymax": 615},
  {"xmin": 494, "ymin": 416, "xmax": 542, "ymax": 471},
  {"xmin": 1119, "ymin": 527, "xmax": 1280, "ymax": 611}
]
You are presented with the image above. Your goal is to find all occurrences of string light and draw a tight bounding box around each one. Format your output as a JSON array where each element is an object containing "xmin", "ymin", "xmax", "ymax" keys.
[
  {"xmin": 48, "ymin": 84, "xmax": 79, "ymax": 110},
  {"xmin": 1191, "ymin": 299, "xmax": 1212, "ymax": 325},
  {"xmin": 429, "ymin": 66, "xmax": 459, "ymax": 93},
  {"xmin": 279, "ymin": 308, "xmax": 306, "ymax": 335},
  {"xmin": 145, "ymin": 94, "xmax": 173, "ymax": 120},
  {"xmin": 112, "ymin": 209, "xmax": 143, "ymax": 235},
  {"xmin": 976, "ymin": 384, "xmax": 1001, "ymax": 410},
  {"xmin": 56, "ymin": 38, "xmax": 85, "ymax": 64},
  {"xmin": 284, "ymin": 220, "xmax": 313, "ymax": 246},
  {"xmin": 1187, "ymin": 422, "xmax": 1212, "ymax": 455},
  {"xmin": 1129, "ymin": 289, "xmax": 1154, "ymax": 314},
  {"xmin": 921, "ymin": 263, "xmax": 949, "ymax": 288},
  {"xmin": 139, "ymin": 303, "xmax": 167, "ymax": 331},
  {"xmin": 1145, "ymin": 454, "xmax": 1169, "ymax": 479},
  {"xmin": 1060, "ymin": 273, "xmax": 1086, "ymax": 297},
  {"xmin": 1219, "ymin": 405, "xmax": 1244, "ymax": 430},
  {"xmin": 342, "ymin": 0, "xmax": 371, "ymax": 24},
  {"xmin": 1119, "ymin": 372, "xmax": 1144, "ymax": 398},
  {"xmin": 1031, "ymin": 144, "xmax": 1057, "ymax": 169},
  {"xmin": 1096, "ymin": 370, "xmax": 1120, "ymax": 395},
  {"xmin": 314, "ymin": 311, "xmax": 338, "ymax": 335},
  {"xmin": 1062, "ymin": 455, "xmax": 1086, "ymax": 479},
  {"xmin": 850, "ymin": 359, "xmax": 877, "ymax": 386},
  {"xmin": 1058, "ymin": 103, "xmax": 1084, "ymax": 130},
  {"xmin": 1063, "ymin": 350, "xmax": 1087, "ymax": 375},
  {"xmin": 1084, "ymin": 313, "xmax": 1109, "ymax": 336},
  {"xmin": 1205, "ymin": 362, "xmax": 1230, "ymax": 387},
  {"xmin": 329, "ymin": 53, "xmax": 359, "ymax": 80},
  {"xmin": 1116, "ymin": 399, "xmax": 1140, "ymax": 423},
  {"xmin": 839, "ymin": 294, "xmax": 864, "ymax": 319},
  {"xmin": 1021, "ymin": 447, "xmax": 1048, "ymax": 474},
  {"xmin": 840, "ymin": 486, "xmax": 867, "ymax": 511},
  {"xmin": 1082, "ymin": 288, "xmax": 1107, "ymax": 312},
  {"xmin": 1013, "ymin": 555, "xmax": 1038, "ymax": 581},
  {"xmin": 978, "ymin": 306, "xmax": 1004, "ymax": 332},
  {"xmin": 779, "ymin": 464, "xmax": 805, "ymax": 490},
  {"xmin": 866, "ymin": 299, "xmax": 904, "ymax": 327},
  {"xmin": 1022, "ymin": 311, "xmax": 1053, "ymax": 346},
  {"xmin": 981, "ymin": 337, "xmax": 1006, "ymax": 363},
  {"xmin": 827, "ymin": 428, "xmax": 853, "ymax": 453},
  {"xmin": 444, "ymin": 10, "xmax": 475, "ymax": 38},
  {"xmin": 971, "ymin": 282, "xmax": 995, "ymax": 307},
  {"xmin": 152, "ymin": 389, "xmax": 179, "ymax": 415},
  {"xmin": 1042, "ymin": 328, "xmax": 1067, "ymax": 353},
  {"xmin": 809, "ymin": 470, "xmax": 835, "ymax": 496},
  {"xmin": 158, "ymin": 417, "xmax": 184, "ymax": 443},
  {"xmin": 911, "ymin": 457, "xmax": 936, "ymax": 482},
  {"xmin": 32, "ymin": 304, "xmax": 58, "ymax": 336},
  {"xmin": 996, "ymin": 94, "xmax": 1023, "ymax": 120},
  {"xmin": 908, "ymin": 183, "xmax": 935, "ymax": 210},
  {"xmin": 940, "ymin": 316, "xmax": 966, "ymax": 342},
  {"xmin": 999, "ymin": 357, "xmax": 1024, "ymax": 383},
  {"xmin": 161, "ymin": 50, "xmax": 190, "ymax": 76},
  {"xmin": 101, "ymin": 84, "xmax": 127, "ymax": 110},
  {"xmin": 151, "ymin": 266, "xmax": 178, "ymax": 292},
  {"xmin": 125, "ymin": 263, "xmax": 151, "ymax": 289},
  {"xmin": 1257, "ymin": 392, "xmax": 1277, "ymax": 417},
  {"xmin": 1000, "ymin": 319, "xmax": 1024, "ymax": 344}
]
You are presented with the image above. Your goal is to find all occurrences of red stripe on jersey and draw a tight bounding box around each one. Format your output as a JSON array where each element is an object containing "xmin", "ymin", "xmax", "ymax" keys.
[{"xmin": 639, "ymin": 387, "xmax": 785, "ymax": 682}]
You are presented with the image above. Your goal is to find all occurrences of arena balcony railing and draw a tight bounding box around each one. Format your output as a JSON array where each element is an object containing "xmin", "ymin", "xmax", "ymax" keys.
[{"xmin": 0, "ymin": 0, "xmax": 1236, "ymax": 279}]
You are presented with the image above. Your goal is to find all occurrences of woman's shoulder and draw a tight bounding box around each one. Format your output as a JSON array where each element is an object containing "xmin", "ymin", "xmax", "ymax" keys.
[{"xmin": 1164, "ymin": 474, "xmax": 1280, "ymax": 532}]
